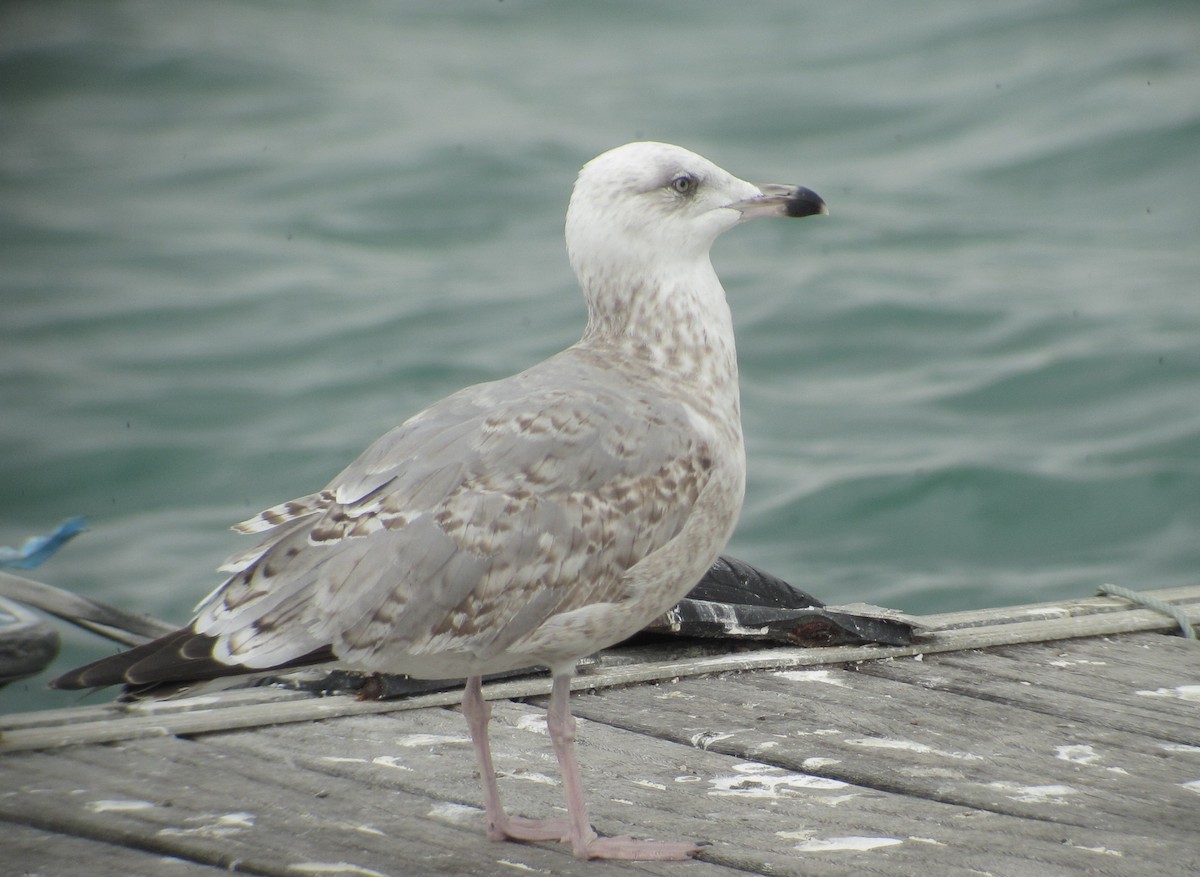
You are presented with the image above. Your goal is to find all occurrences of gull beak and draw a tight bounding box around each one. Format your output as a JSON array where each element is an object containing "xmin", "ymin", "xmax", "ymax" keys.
[{"xmin": 729, "ymin": 184, "xmax": 828, "ymax": 220}]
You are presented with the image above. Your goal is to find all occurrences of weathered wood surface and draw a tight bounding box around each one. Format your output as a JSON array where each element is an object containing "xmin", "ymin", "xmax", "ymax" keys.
[
  {"xmin": 3, "ymin": 586, "xmax": 1197, "ymax": 753},
  {"xmin": 4, "ymin": 821, "xmax": 227, "ymax": 877},
  {"xmin": 2, "ymin": 591, "xmax": 1199, "ymax": 876}
]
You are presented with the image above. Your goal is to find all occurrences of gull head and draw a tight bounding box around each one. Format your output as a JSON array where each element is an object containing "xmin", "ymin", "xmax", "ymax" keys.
[{"xmin": 565, "ymin": 141, "xmax": 826, "ymax": 288}]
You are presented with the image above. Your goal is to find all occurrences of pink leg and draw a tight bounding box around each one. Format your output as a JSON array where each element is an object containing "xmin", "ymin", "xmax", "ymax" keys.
[
  {"xmin": 463, "ymin": 674, "xmax": 700, "ymax": 860},
  {"xmin": 543, "ymin": 672, "xmax": 701, "ymax": 861},
  {"xmin": 462, "ymin": 675, "xmax": 570, "ymax": 843}
]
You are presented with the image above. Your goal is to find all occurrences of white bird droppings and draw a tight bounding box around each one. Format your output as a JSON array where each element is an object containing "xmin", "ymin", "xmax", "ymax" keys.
[
  {"xmin": 370, "ymin": 756, "xmax": 414, "ymax": 771},
  {"xmin": 709, "ymin": 762, "xmax": 846, "ymax": 798},
  {"xmin": 392, "ymin": 733, "xmax": 469, "ymax": 747},
  {"xmin": 515, "ymin": 714, "xmax": 548, "ymax": 735},
  {"xmin": 631, "ymin": 779, "xmax": 667, "ymax": 791},
  {"xmin": 844, "ymin": 737, "xmax": 984, "ymax": 761},
  {"xmin": 159, "ymin": 812, "xmax": 256, "ymax": 840},
  {"xmin": 988, "ymin": 782, "xmax": 1078, "ymax": 804},
  {"xmin": 802, "ymin": 757, "xmax": 841, "ymax": 770},
  {"xmin": 775, "ymin": 669, "xmax": 850, "ymax": 687},
  {"xmin": 690, "ymin": 730, "xmax": 735, "ymax": 749},
  {"xmin": 1136, "ymin": 685, "xmax": 1200, "ymax": 701},
  {"xmin": 427, "ymin": 802, "xmax": 482, "ymax": 824},
  {"xmin": 288, "ymin": 863, "xmax": 388, "ymax": 877},
  {"xmin": 1055, "ymin": 744, "xmax": 1101, "ymax": 764},
  {"xmin": 501, "ymin": 770, "xmax": 559, "ymax": 787},
  {"xmin": 1065, "ymin": 842, "xmax": 1124, "ymax": 857},
  {"xmin": 87, "ymin": 799, "xmax": 157, "ymax": 813},
  {"xmin": 1161, "ymin": 743, "xmax": 1200, "ymax": 754},
  {"xmin": 497, "ymin": 860, "xmax": 552, "ymax": 874},
  {"xmin": 777, "ymin": 831, "xmax": 903, "ymax": 852}
]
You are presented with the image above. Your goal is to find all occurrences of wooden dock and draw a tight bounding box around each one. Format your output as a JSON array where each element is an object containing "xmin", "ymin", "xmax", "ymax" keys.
[{"xmin": 3, "ymin": 587, "xmax": 1198, "ymax": 877}]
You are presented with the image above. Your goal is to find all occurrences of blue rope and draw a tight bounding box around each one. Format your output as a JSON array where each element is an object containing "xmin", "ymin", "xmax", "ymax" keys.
[{"xmin": 1098, "ymin": 583, "xmax": 1197, "ymax": 640}]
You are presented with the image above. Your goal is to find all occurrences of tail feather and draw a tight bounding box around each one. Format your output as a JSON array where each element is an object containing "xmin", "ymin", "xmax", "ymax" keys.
[{"xmin": 50, "ymin": 626, "xmax": 336, "ymax": 694}]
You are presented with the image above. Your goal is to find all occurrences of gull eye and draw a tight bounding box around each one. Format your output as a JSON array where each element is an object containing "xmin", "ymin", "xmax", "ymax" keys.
[{"xmin": 670, "ymin": 174, "xmax": 697, "ymax": 195}]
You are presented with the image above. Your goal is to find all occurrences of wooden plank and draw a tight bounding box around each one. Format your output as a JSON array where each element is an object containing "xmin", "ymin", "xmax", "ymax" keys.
[
  {"xmin": 202, "ymin": 696, "xmax": 1199, "ymax": 877},
  {"xmin": 6, "ymin": 634, "xmax": 1198, "ymax": 876},
  {"xmin": 552, "ymin": 665, "xmax": 1200, "ymax": 843},
  {"xmin": 0, "ymin": 619, "xmax": 1190, "ymax": 753},
  {"xmin": 855, "ymin": 634, "xmax": 1200, "ymax": 743},
  {"xmin": 2, "ymin": 821, "xmax": 230, "ymax": 877},
  {"xmin": 0, "ymin": 735, "xmax": 719, "ymax": 877},
  {"xmin": 919, "ymin": 585, "xmax": 1200, "ymax": 630},
  {"xmin": 0, "ymin": 684, "xmax": 464, "ymax": 752},
  {"xmin": 1, "ymin": 685, "xmax": 316, "ymax": 732},
  {"xmin": 6, "ymin": 589, "xmax": 1198, "ymax": 752},
  {"xmin": 989, "ymin": 631, "xmax": 1200, "ymax": 680},
  {"xmin": 5, "ymin": 590, "xmax": 1198, "ymax": 877},
  {"xmin": 202, "ymin": 709, "xmax": 741, "ymax": 874}
]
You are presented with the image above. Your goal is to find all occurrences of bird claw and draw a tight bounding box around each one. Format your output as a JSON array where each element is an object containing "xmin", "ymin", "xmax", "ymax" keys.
[
  {"xmin": 489, "ymin": 814, "xmax": 701, "ymax": 861},
  {"xmin": 577, "ymin": 835, "xmax": 704, "ymax": 861},
  {"xmin": 488, "ymin": 815, "xmax": 573, "ymax": 844}
]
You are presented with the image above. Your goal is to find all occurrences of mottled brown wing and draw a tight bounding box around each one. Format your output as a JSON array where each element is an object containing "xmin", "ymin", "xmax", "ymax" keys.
[{"xmin": 191, "ymin": 353, "xmax": 715, "ymax": 672}]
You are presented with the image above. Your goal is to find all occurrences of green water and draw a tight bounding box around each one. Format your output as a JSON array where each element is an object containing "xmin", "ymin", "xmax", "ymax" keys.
[{"xmin": 3, "ymin": 0, "xmax": 1199, "ymax": 712}]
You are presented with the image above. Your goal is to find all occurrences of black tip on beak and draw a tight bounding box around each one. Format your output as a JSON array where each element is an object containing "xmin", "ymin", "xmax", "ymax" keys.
[{"xmin": 784, "ymin": 187, "xmax": 828, "ymax": 218}]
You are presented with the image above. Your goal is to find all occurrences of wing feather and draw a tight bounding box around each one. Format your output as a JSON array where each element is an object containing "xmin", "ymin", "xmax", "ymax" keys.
[{"xmin": 193, "ymin": 353, "xmax": 718, "ymax": 672}]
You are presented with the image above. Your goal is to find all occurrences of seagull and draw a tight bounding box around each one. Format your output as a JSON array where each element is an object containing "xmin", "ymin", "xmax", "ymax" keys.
[{"xmin": 52, "ymin": 141, "xmax": 826, "ymax": 860}]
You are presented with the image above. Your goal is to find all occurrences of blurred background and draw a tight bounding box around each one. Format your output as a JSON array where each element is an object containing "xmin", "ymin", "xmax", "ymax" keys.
[{"xmin": 3, "ymin": 0, "xmax": 1198, "ymax": 711}]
